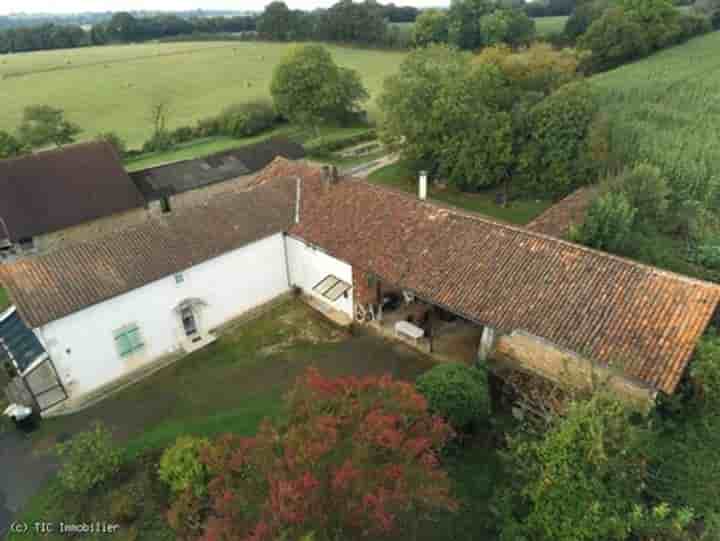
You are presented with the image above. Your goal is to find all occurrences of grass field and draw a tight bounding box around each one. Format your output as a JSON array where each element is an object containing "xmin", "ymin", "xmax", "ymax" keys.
[
  {"xmin": 590, "ymin": 31, "xmax": 720, "ymax": 210},
  {"xmin": 368, "ymin": 160, "xmax": 551, "ymax": 225},
  {"xmin": 534, "ymin": 16, "xmax": 568, "ymax": 36},
  {"xmin": 0, "ymin": 41, "xmax": 405, "ymax": 149}
]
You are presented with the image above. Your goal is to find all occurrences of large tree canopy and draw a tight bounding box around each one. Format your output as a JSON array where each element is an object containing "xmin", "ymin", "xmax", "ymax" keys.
[
  {"xmin": 271, "ymin": 44, "xmax": 368, "ymax": 130},
  {"xmin": 18, "ymin": 105, "xmax": 81, "ymax": 148}
]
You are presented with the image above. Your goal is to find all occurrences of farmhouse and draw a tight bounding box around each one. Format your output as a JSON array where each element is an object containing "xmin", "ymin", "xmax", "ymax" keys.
[{"xmin": 1, "ymin": 157, "xmax": 719, "ymax": 413}]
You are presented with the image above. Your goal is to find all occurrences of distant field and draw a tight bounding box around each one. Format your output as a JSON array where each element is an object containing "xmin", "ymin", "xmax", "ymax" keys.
[
  {"xmin": 0, "ymin": 41, "xmax": 406, "ymax": 148},
  {"xmin": 590, "ymin": 31, "xmax": 720, "ymax": 203},
  {"xmin": 534, "ymin": 16, "xmax": 568, "ymax": 36}
]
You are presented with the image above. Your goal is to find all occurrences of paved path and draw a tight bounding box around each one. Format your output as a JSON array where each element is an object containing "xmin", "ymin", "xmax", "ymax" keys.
[
  {"xmin": 0, "ymin": 430, "xmax": 59, "ymax": 537},
  {"xmin": 341, "ymin": 153, "xmax": 400, "ymax": 179}
]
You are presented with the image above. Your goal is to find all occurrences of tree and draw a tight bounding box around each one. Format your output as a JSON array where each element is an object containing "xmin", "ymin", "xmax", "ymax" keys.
[
  {"xmin": 271, "ymin": 44, "xmax": 368, "ymax": 131},
  {"xmin": 412, "ymin": 9, "xmax": 450, "ymax": 46},
  {"xmin": 571, "ymin": 191, "xmax": 637, "ymax": 253},
  {"xmin": 695, "ymin": 0, "xmax": 720, "ymax": 28},
  {"xmin": 517, "ymin": 81, "xmax": 599, "ymax": 195},
  {"xmin": 18, "ymin": 105, "xmax": 81, "ymax": 148},
  {"xmin": 479, "ymin": 9, "xmax": 535, "ymax": 47},
  {"xmin": 0, "ymin": 131, "xmax": 28, "ymax": 159},
  {"xmin": 257, "ymin": 1, "xmax": 295, "ymax": 41},
  {"xmin": 318, "ymin": 0, "xmax": 387, "ymax": 45},
  {"xmin": 577, "ymin": 7, "xmax": 649, "ymax": 72},
  {"xmin": 502, "ymin": 394, "xmax": 693, "ymax": 541},
  {"xmin": 186, "ymin": 368, "xmax": 458, "ymax": 541},
  {"xmin": 447, "ymin": 0, "xmax": 495, "ymax": 49},
  {"xmin": 106, "ymin": 12, "xmax": 140, "ymax": 42}
]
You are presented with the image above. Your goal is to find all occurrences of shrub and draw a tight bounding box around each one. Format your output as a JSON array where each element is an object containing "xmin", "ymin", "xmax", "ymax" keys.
[
  {"xmin": 96, "ymin": 131, "xmax": 127, "ymax": 156},
  {"xmin": 217, "ymin": 100, "xmax": 277, "ymax": 138},
  {"xmin": 304, "ymin": 129, "xmax": 377, "ymax": 155},
  {"xmin": 690, "ymin": 239, "xmax": 720, "ymax": 271},
  {"xmin": 166, "ymin": 488, "xmax": 204, "ymax": 539},
  {"xmin": 56, "ymin": 422, "xmax": 121, "ymax": 493},
  {"xmin": 169, "ymin": 125, "xmax": 196, "ymax": 145},
  {"xmin": 571, "ymin": 191, "xmax": 637, "ymax": 253},
  {"xmin": 606, "ymin": 163, "xmax": 670, "ymax": 225},
  {"xmin": 109, "ymin": 483, "xmax": 141, "ymax": 523},
  {"xmin": 416, "ymin": 363, "xmax": 489, "ymax": 431},
  {"xmin": 141, "ymin": 130, "xmax": 174, "ymax": 153},
  {"xmin": 158, "ymin": 436, "xmax": 209, "ymax": 498},
  {"xmin": 578, "ymin": 7, "xmax": 649, "ymax": 73}
]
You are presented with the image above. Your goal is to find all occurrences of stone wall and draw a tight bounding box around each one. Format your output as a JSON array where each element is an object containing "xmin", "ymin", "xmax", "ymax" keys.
[{"xmin": 491, "ymin": 330, "xmax": 656, "ymax": 408}]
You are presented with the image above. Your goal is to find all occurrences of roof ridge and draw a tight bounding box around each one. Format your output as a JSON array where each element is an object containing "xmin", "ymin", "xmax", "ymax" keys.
[
  {"xmin": 0, "ymin": 140, "xmax": 109, "ymax": 164},
  {"xmin": 339, "ymin": 176, "xmax": 720, "ymax": 291}
]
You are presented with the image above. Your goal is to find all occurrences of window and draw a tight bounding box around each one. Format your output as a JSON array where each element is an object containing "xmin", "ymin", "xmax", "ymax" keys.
[
  {"xmin": 181, "ymin": 307, "xmax": 198, "ymax": 337},
  {"xmin": 161, "ymin": 196, "xmax": 171, "ymax": 214},
  {"xmin": 174, "ymin": 273, "xmax": 185, "ymax": 285},
  {"xmin": 114, "ymin": 324, "xmax": 144, "ymax": 358}
]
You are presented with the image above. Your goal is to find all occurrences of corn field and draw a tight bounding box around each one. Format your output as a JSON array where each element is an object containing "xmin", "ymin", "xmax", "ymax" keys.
[{"xmin": 590, "ymin": 31, "xmax": 720, "ymax": 209}]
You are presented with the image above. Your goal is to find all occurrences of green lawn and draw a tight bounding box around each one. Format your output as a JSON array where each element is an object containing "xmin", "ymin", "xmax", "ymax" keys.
[
  {"xmin": 368, "ymin": 161, "xmax": 552, "ymax": 225},
  {"xmin": 0, "ymin": 41, "xmax": 406, "ymax": 149},
  {"xmin": 534, "ymin": 15, "xmax": 568, "ymax": 36},
  {"xmin": 0, "ymin": 286, "xmax": 9, "ymax": 312},
  {"xmin": 11, "ymin": 298, "xmax": 503, "ymax": 540}
]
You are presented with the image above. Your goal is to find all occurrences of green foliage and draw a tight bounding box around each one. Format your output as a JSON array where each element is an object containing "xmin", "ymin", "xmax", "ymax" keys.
[
  {"xmin": 216, "ymin": 100, "xmax": 277, "ymax": 138},
  {"xmin": 503, "ymin": 394, "xmax": 664, "ymax": 541},
  {"xmin": 381, "ymin": 45, "xmax": 602, "ymax": 197},
  {"xmin": 564, "ymin": 0, "xmax": 609, "ymax": 40},
  {"xmin": 690, "ymin": 240, "xmax": 720, "ymax": 271},
  {"xmin": 572, "ymin": 190, "xmax": 637, "ymax": 252},
  {"xmin": 95, "ymin": 131, "xmax": 127, "ymax": 156},
  {"xmin": 109, "ymin": 482, "xmax": 142, "ymax": 523},
  {"xmin": 413, "ymin": 9, "xmax": 450, "ymax": 46},
  {"xmin": 271, "ymin": 44, "xmax": 368, "ymax": 130},
  {"xmin": 18, "ymin": 105, "xmax": 81, "ymax": 148},
  {"xmin": 0, "ymin": 130, "xmax": 28, "ymax": 159},
  {"xmin": 304, "ymin": 129, "xmax": 377, "ymax": 155},
  {"xmin": 448, "ymin": 0, "xmax": 495, "ymax": 49},
  {"xmin": 158, "ymin": 436, "xmax": 209, "ymax": 498},
  {"xmin": 578, "ymin": 7, "xmax": 649, "ymax": 72},
  {"xmin": 607, "ymin": 163, "xmax": 671, "ymax": 225},
  {"xmin": 416, "ymin": 363, "xmax": 489, "ymax": 430},
  {"xmin": 480, "ymin": 9, "xmax": 536, "ymax": 47},
  {"xmin": 56, "ymin": 422, "xmax": 122, "ymax": 494},
  {"xmin": 517, "ymin": 81, "xmax": 599, "ymax": 195}
]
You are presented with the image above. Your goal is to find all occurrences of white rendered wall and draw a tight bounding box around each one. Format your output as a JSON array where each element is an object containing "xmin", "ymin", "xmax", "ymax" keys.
[
  {"xmin": 37, "ymin": 233, "xmax": 290, "ymax": 397},
  {"xmin": 285, "ymin": 235, "xmax": 354, "ymax": 317}
]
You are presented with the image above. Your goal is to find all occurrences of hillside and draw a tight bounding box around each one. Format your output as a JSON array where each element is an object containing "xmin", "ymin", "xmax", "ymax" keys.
[
  {"xmin": 590, "ymin": 31, "xmax": 720, "ymax": 203},
  {"xmin": 0, "ymin": 41, "xmax": 405, "ymax": 148}
]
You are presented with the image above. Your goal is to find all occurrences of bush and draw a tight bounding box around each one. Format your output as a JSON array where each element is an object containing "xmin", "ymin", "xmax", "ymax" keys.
[
  {"xmin": 571, "ymin": 191, "xmax": 637, "ymax": 253},
  {"xmin": 416, "ymin": 363, "xmax": 489, "ymax": 431},
  {"xmin": 169, "ymin": 125, "xmax": 196, "ymax": 145},
  {"xmin": 166, "ymin": 488, "xmax": 205, "ymax": 539},
  {"xmin": 96, "ymin": 131, "xmax": 127, "ymax": 156},
  {"xmin": 109, "ymin": 483, "xmax": 141, "ymax": 523},
  {"xmin": 56, "ymin": 422, "xmax": 122, "ymax": 493},
  {"xmin": 217, "ymin": 100, "xmax": 277, "ymax": 138},
  {"xmin": 606, "ymin": 163, "xmax": 670, "ymax": 225},
  {"xmin": 578, "ymin": 7, "xmax": 649, "ymax": 73},
  {"xmin": 142, "ymin": 130, "xmax": 175, "ymax": 153},
  {"xmin": 158, "ymin": 436, "xmax": 209, "ymax": 498}
]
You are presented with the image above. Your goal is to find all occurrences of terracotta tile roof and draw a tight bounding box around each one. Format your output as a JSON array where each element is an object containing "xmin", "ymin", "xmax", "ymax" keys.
[
  {"xmin": 0, "ymin": 142, "xmax": 145, "ymax": 241},
  {"xmin": 526, "ymin": 186, "xmax": 598, "ymax": 238},
  {"xmin": 0, "ymin": 176, "xmax": 296, "ymax": 328},
  {"xmin": 252, "ymin": 159, "xmax": 719, "ymax": 395}
]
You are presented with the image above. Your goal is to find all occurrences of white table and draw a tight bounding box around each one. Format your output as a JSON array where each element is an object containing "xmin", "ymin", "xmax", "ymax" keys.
[{"xmin": 395, "ymin": 320, "xmax": 425, "ymax": 344}]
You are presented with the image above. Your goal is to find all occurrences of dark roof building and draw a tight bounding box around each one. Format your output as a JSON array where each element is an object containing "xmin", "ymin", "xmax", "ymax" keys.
[
  {"xmin": 0, "ymin": 142, "xmax": 144, "ymax": 242},
  {"xmin": 130, "ymin": 137, "xmax": 305, "ymax": 200}
]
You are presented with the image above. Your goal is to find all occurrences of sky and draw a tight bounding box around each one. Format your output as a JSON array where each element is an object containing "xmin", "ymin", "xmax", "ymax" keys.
[{"xmin": 0, "ymin": 0, "xmax": 448, "ymax": 15}]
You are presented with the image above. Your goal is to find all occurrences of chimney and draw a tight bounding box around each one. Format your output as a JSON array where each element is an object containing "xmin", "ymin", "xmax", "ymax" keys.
[
  {"xmin": 418, "ymin": 171, "xmax": 428, "ymax": 200},
  {"xmin": 321, "ymin": 165, "xmax": 340, "ymax": 188}
]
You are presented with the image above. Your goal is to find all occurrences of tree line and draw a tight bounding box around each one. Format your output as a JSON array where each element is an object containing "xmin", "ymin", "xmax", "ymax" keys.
[{"xmin": 0, "ymin": 2, "xmax": 420, "ymax": 55}]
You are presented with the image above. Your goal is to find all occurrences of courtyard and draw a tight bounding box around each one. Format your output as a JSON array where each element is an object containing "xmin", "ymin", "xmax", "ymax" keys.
[{"xmin": 5, "ymin": 298, "xmax": 503, "ymax": 541}]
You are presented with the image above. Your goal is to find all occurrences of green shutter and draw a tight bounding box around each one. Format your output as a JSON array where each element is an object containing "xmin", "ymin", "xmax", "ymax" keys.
[{"xmin": 114, "ymin": 325, "xmax": 143, "ymax": 358}]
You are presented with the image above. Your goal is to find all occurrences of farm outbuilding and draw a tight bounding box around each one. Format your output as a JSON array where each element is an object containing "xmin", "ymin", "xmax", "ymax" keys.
[{"xmin": 1, "ymin": 157, "xmax": 719, "ymax": 413}]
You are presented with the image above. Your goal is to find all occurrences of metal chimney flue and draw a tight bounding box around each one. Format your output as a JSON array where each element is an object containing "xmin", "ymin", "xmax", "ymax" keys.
[{"xmin": 419, "ymin": 171, "xmax": 428, "ymax": 200}]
